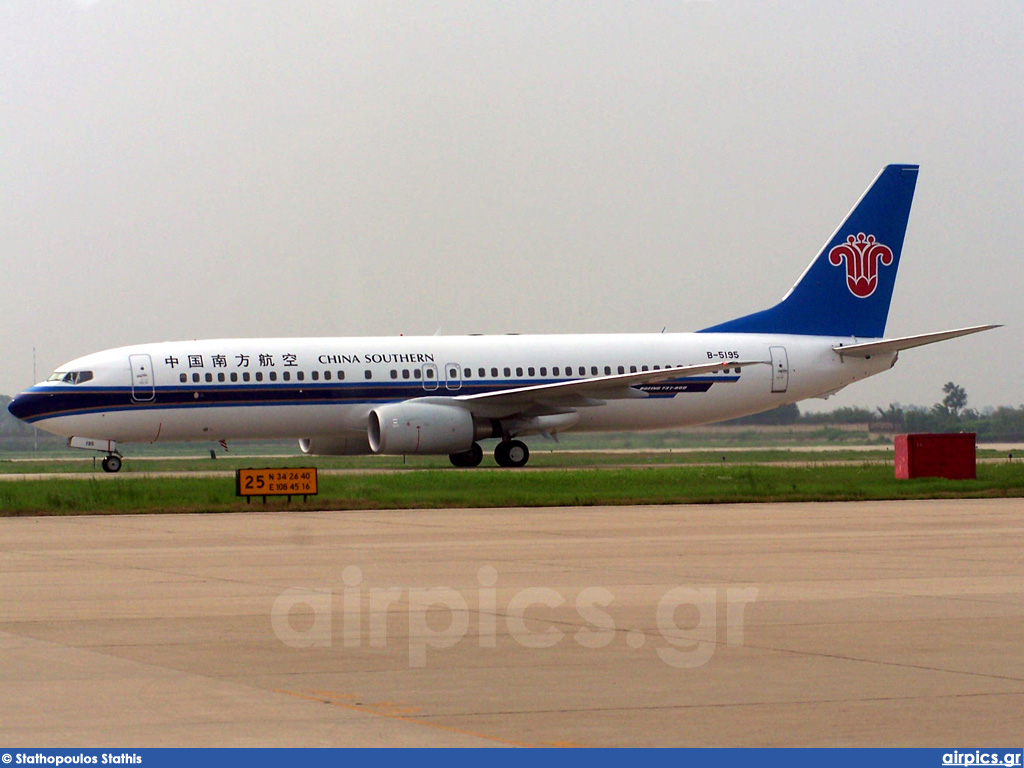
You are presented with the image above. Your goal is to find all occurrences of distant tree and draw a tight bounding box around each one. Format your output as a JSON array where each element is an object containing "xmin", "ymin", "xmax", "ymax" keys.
[
  {"xmin": 800, "ymin": 406, "xmax": 877, "ymax": 425},
  {"xmin": 941, "ymin": 381, "xmax": 968, "ymax": 419},
  {"xmin": 877, "ymin": 403, "xmax": 906, "ymax": 431}
]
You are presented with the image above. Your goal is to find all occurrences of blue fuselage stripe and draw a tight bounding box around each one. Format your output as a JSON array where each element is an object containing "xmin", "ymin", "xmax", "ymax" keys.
[{"xmin": 13, "ymin": 377, "xmax": 738, "ymax": 423}]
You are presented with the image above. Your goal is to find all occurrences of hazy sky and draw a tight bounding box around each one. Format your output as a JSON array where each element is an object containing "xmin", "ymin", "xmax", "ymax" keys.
[{"xmin": 2, "ymin": 1, "xmax": 1021, "ymax": 412}]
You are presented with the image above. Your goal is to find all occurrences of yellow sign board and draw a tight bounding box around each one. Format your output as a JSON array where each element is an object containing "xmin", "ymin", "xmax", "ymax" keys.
[{"xmin": 236, "ymin": 467, "xmax": 318, "ymax": 497}]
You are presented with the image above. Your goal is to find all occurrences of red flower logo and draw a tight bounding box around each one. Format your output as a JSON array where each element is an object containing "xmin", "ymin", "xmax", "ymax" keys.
[{"xmin": 828, "ymin": 233, "xmax": 894, "ymax": 298}]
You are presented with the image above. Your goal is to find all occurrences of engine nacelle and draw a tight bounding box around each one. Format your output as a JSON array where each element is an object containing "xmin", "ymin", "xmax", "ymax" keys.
[
  {"xmin": 298, "ymin": 436, "xmax": 373, "ymax": 455},
  {"xmin": 369, "ymin": 402, "xmax": 484, "ymax": 455}
]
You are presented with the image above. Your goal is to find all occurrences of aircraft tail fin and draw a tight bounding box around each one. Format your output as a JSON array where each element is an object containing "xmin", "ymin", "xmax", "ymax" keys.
[{"xmin": 700, "ymin": 164, "xmax": 919, "ymax": 338}]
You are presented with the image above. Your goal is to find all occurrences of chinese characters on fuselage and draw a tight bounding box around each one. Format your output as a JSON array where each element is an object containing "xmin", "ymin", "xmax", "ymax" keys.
[{"xmin": 163, "ymin": 351, "xmax": 435, "ymax": 370}]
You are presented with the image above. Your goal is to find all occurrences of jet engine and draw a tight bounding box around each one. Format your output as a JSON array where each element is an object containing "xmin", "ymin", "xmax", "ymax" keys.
[{"xmin": 368, "ymin": 402, "xmax": 494, "ymax": 455}]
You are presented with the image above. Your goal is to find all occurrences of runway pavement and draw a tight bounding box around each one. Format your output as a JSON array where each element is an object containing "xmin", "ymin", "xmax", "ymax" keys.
[{"xmin": 1, "ymin": 499, "xmax": 1022, "ymax": 746}]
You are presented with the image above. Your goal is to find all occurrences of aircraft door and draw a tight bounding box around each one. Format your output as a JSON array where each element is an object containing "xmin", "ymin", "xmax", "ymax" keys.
[
  {"xmin": 769, "ymin": 346, "xmax": 789, "ymax": 393},
  {"xmin": 130, "ymin": 354, "xmax": 155, "ymax": 402},
  {"xmin": 445, "ymin": 363, "xmax": 462, "ymax": 391},
  {"xmin": 422, "ymin": 363, "xmax": 439, "ymax": 391}
]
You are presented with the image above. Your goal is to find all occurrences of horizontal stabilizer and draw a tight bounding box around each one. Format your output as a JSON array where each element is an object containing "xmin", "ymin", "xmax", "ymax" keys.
[{"xmin": 832, "ymin": 324, "xmax": 1000, "ymax": 358}]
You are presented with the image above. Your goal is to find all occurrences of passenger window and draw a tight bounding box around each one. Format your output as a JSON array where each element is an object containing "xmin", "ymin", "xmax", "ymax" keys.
[
  {"xmin": 365, "ymin": 370, "xmax": 372, "ymax": 380},
  {"xmin": 478, "ymin": 368, "xmax": 486, "ymax": 378},
  {"xmin": 296, "ymin": 371, "xmax": 304, "ymax": 381},
  {"xmin": 605, "ymin": 366, "xmax": 612, "ymax": 375},
  {"xmin": 540, "ymin": 367, "xmax": 547, "ymax": 376},
  {"xmin": 255, "ymin": 372, "xmax": 263, "ymax": 382},
  {"xmin": 578, "ymin": 367, "xmax": 585, "ymax": 376},
  {"xmin": 630, "ymin": 366, "xmax": 637, "ymax": 373},
  {"xmin": 218, "ymin": 373, "xmax": 226, "ymax": 382},
  {"xmin": 242, "ymin": 372, "xmax": 251, "ymax": 382},
  {"xmin": 591, "ymin": 366, "xmax": 598, "ymax": 375},
  {"xmin": 491, "ymin": 367, "xmax": 498, "ymax": 377},
  {"xmin": 269, "ymin": 372, "xmax": 277, "ymax": 382},
  {"xmin": 618, "ymin": 366, "xmax": 625, "ymax": 374},
  {"xmin": 282, "ymin": 372, "xmax": 290, "ymax": 381},
  {"xmin": 230, "ymin": 372, "xmax": 238, "ymax": 382},
  {"xmin": 337, "ymin": 371, "xmax": 345, "ymax": 380},
  {"xmin": 402, "ymin": 369, "xmax": 410, "ymax": 380},
  {"xmin": 192, "ymin": 373, "xmax": 200, "ymax": 383},
  {"xmin": 642, "ymin": 365, "xmax": 649, "ymax": 372},
  {"xmin": 414, "ymin": 369, "xmax": 421, "ymax": 379},
  {"xmin": 464, "ymin": 368, "xmax": 472, "ymax": 378},
  {"xmin": 179, "ymin": 373, "xmax": 187, "ymax": 383},
  {"xmin": 553, "ymin": 367, "xmax": 560, "ymax": 376},
  {"xmin": 503, "ymin": 367, "xmax": 511, "ymax": 377},
  {"xmin": 311, "ymin": 370, "xmax": 319, "ymax": 381},
  {"xmin": 390, "ymin": 370, "xmax": 398, "ymax": 379},
  {"xmin": 425, "ymin": 368, "xmax": 434, "ymax": 379},
  {"xmin": 516, "ymin": 367, "xmax": 523, "ymax": 377},
  {"xmin": 528, "ymin": 367, "xmax": 535, "ymax": 376}
]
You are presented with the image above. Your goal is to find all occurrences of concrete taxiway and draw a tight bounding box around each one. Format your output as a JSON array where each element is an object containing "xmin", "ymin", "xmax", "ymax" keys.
[{"xmin": 1, "ymin": 499, "xmax": 1022, "ymax": 746}]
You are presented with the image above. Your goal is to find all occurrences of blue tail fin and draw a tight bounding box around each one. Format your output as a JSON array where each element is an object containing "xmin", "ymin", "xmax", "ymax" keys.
[{"xmin": 699, "ymin": 164, "xmax": 919, "ymax": 338}]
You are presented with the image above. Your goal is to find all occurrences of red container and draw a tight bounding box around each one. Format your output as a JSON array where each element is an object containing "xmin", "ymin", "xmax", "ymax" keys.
[{"xmin": 894, "ymin": 433, "xmax": 976, "ymax": 480}]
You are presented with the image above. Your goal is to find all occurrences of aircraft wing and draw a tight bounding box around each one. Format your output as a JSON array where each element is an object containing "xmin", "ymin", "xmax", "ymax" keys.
[
  {"xmin": 421, "ymin": 360, "xmax": 768, "ymax": 419},
  {"xmin": 832, "ymin": 324, "xmax": 1000, "ymax": 358}
]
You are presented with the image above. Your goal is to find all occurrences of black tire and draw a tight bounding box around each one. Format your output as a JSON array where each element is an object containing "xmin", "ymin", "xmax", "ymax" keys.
[
  {"xmin": 449, "ymin": 442, "xmax": 483, "ymax": 468},
  {"xmin": 102, "ymin": 455, "xmax": 122, "ymax": 473},
  {"xmin": 494, "ymin": 439, "xmax": 529, "ymax": 468}
]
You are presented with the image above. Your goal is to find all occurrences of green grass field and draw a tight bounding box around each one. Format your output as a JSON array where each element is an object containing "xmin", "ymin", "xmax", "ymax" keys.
[
  {"xmin": 0, "ymin": 448, "xmax": 895, "ymax": 474},
  {"xmin": 2, "ymin": 461, "xmax": 1022, "ymax": 517},
  {"xmin": 0, "ymin": 445, "xmax": 1018, "ymax": 475}
]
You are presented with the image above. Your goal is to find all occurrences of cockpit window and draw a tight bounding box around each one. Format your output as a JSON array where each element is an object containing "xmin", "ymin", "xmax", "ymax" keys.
[{"xmin": 48, "ymin": 370, "xmax": 94, "ymax": 385}]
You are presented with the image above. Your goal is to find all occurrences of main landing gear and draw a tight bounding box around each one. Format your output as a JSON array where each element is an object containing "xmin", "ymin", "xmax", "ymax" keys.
[
  {"xmin": 101, "ymin": 454, "xmax": 123, "ymax": 473},
  {"xmin": 449, "ymin": 442, "xmax": 484, "ymax": 468},
  {"xmin": 494, "ymin": 439, "xmax": 530, "ymax": 468},
  {"xmin": 447, "ymin": 439, "xmax": 531, "ymax": 468}
]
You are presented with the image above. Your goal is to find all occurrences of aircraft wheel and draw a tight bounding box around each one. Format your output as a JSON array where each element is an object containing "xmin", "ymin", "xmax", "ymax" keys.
[
  {"xmin": 449, "ymin": 442, "xmax": 483, "ymax": 468},
  {"xmin": 494, "ymin": 439, "xmax": 529, "ymax": 468},
  {"xmin": 102, "ymin": 455, "xmax": 122, "ymax": 473}
]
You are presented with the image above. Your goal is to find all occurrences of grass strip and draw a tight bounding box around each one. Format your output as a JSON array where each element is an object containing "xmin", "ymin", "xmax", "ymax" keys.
[
  {"xmin": 2, "ymin": 463, "xmax": 1023, "ymax": 517},
  {"xmin": 2, "ymin": 448, "xmax": 1018, "ymax": 475}
]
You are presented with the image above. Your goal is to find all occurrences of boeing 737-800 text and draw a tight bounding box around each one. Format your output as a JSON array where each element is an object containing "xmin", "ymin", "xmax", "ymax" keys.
[{"xmin": 8, "ymin": 165, "xmax": 996, "ymax": 471}]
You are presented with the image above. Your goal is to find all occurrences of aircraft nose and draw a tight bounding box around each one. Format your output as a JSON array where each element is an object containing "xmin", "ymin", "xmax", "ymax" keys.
[{"xmin": 7, "ymin": 390, "xmax": 47, "ymax": 422}]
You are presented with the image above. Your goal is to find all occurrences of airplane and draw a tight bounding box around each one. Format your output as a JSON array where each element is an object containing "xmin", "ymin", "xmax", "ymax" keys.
[{"xmin": 8, "ymin": 164, "xmax": 997, "ymax": 472}]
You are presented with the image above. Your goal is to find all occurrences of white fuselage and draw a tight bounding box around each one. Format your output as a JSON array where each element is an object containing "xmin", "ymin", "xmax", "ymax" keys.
[{"xmin": 20, "ymin": 332, "xmax": 894, "ymax": 445}]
